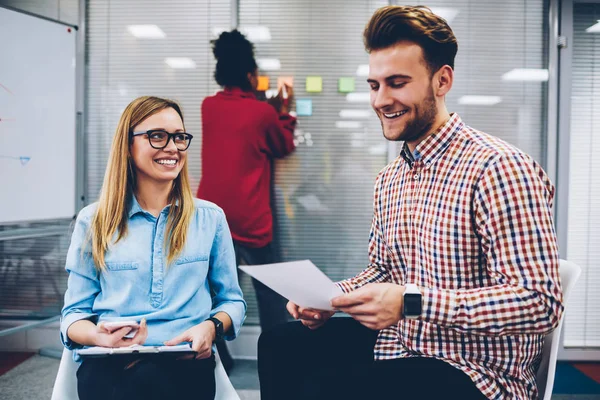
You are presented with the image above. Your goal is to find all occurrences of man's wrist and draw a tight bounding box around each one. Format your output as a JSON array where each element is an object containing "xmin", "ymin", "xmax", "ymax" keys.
[{"xmin": 397, "ymin": 285, "xmax": 407, "ymax": 320}]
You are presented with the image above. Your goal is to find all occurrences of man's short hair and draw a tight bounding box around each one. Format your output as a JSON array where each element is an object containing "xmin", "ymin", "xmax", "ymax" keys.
[{"xmin": 364, "ymin": 5, "xmax": 458, "ymax": 75}]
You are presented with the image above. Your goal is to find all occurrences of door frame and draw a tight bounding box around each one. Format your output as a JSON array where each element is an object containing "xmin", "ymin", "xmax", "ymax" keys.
[{"xmin": 552, "ymin": 0, "xmax": 600, "ymax": 361}]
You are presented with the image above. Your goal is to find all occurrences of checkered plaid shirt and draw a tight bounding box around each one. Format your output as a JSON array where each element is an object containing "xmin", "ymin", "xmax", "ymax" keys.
[{"xmin": 338, "ymin": 114, "xmax": 563, "ymax": 399}]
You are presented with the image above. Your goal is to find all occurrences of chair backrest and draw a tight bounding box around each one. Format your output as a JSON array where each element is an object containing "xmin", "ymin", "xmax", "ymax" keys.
[
  {"xmin": 51, "ymin": 348, "xmax": 240, "ymax": 400},
  {"xmin": 536, "ymin": 259, "xmax": 582, "ymax": 400}
]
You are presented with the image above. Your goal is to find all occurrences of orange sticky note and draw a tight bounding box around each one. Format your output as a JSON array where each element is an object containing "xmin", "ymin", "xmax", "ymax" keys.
[
  {"xmin": 277, "ymin": 76, "xmax": 294, "ymax": 90},
  {"xmin": 257, "ymin": 76, "xmax": 270, "ymax": 91}
]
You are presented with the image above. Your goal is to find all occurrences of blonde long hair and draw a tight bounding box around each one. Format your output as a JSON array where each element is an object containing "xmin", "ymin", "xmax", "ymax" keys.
[{"xmin": 90, "ymin": 96, "xmax": 195, "ymax": 270}]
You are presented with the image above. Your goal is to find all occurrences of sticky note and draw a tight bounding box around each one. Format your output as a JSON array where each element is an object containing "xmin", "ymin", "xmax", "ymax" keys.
[
  {"xmin": 277, "ymin": 76, "xmax": 294, "ymax": 90},
  {"xmin": 296, "ymin": 98, "xmax": 313, "ymax": 116},
  {"xmin": 306, "ymin": 76, "xmax": 323, "ymax": 93},
  {"xmin": 338, "ymin": 77, "xmax": 355, "ymax": 93},
  {"xmin": 257, "ymin": 76, "xmax": 270, "ymax": 91}
]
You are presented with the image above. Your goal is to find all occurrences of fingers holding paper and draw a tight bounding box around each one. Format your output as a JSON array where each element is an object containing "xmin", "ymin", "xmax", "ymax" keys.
[
  {"xmin": 331, "ymin": 283, "xmax": 405, "ymax": 330},
  {"xmin": 164, "ymin": 320, "xmax": 214, "ymax": 360},
  {"xmin": 287, "ymin": 301, "xmax": 335, "ymax": 330}
]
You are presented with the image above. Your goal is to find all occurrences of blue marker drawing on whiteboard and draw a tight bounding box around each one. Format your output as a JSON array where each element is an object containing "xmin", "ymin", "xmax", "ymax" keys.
[{"xmin": 0, "ymin": 155, "xmax": 31, "ymax": 166}]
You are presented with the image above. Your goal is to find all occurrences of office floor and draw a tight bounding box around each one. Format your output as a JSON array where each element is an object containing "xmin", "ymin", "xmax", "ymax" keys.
[{"xmin": 0, "ymin": 352, "xmax": 599, "ymax": 399}]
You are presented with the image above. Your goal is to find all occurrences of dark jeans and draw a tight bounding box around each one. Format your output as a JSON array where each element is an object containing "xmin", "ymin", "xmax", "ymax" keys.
[
  {"xmin": 258, "ymin": 318, "xmax": 488, "ymax": 400},
  {"xmin": 217, "ymin": 241, "xmax": 290, "ymax": 372},
  {"xmin": 234, "ymin": 241, "xmax": 289, "ymax": 331},
  {"xmin": 77, "ymin": 354, "xmax": 215, "ymax": 400}
]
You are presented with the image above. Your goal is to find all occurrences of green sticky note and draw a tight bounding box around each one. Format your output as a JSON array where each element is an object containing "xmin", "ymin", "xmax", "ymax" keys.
[
  {"xmin": 306, "ymin": 76, "xmax": 323, "ymax": 93},
  {"xmin": 338, "ymin": 77, "xmax": 355, "ymax": 93}
]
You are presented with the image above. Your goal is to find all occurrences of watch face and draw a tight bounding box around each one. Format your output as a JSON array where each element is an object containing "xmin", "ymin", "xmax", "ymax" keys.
[{"xmin": 403, "ymin": 293, "xmax": 422, "ymax": 317}]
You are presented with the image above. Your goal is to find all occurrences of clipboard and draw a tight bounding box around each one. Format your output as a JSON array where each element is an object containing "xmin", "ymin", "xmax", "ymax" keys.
[{"xmin": 77, "ymin": 344, "xmax": 194, "ymax": 358}]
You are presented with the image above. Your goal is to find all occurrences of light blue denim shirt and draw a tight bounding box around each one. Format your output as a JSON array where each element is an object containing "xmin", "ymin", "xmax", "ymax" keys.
[{"xmin": 60, "ymin": 196, "xmax": 246, "ymax": 358}]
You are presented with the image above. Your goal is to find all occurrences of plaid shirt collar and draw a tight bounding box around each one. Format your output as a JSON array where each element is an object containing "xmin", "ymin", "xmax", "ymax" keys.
[{"xmin": 399, "ymin": 113, "xmax": 464, "ymax": 169}]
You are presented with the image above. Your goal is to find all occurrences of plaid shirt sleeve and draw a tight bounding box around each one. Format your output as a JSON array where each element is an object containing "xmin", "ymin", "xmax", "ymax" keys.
[
  {"xmin": 338, "ymin": 172, "xmax": 392, "ymax": 293},
  {"xmin": 421, "ymin": 153, "xmax": 564, "ymax": 335}
]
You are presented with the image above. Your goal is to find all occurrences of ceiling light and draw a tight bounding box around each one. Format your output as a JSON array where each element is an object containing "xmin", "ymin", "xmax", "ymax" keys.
[
  {"xmin": 346, "ymin": 92, "xmax": 370, "ymax": 103},
  {"xmin": 356, "ymin": 64, "xmax": 369, "ymax": 77},
  {"xmin": 586, "ymin": 20, "xmax": 600, "ymax": 33},
  {"xmin": 240, "ymin": 25, "xmax": 272, "ymax": 42},
  {"xmin": 127, "ymin": 25, "xmax": 167, "ymax": 39},
  {"xmin": 429, "ymin": 7, "xmax": 459, "ymax": 24},
  {"xmin": 336, "ymin": 121, "xmax": 362, "ymax": 129},
  {"xmin": 127, "ymin": 25, "xmax": 165, "ymax": 39},
  {"xmin": 458, "ymin": 95, "xmax": 502, "ymax": 106},
  {"xmin": 339, "ymin": 109, "xmax": 371, "ymax": 118},
  {"xmin": 257, "ymin": 58, "xmax": 281, "ymax": 71},
  {"xmin": 165, "ymin": 57, "xmax": 196, "ymax": 69},
  {"xmin": 502, "ymin": 68, "xmax": 548, "ymax": 82}
]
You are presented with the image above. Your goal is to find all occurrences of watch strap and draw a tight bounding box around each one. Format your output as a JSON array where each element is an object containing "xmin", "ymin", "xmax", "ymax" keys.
[
  {"xmin": 207, "ymin": 317, "xmax": 224, "ymax": 341},
  {"xmin": 404, "ymin": 283, "xmax": 420, "ymax": 294}
]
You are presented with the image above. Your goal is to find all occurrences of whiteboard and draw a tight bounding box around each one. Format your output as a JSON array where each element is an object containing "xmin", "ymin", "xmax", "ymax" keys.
[{"xmin": 0, "ymin": 7, "xmax": 77, "ymax": 224}]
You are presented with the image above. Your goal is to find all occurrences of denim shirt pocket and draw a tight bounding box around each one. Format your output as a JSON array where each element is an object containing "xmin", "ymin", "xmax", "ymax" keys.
[
  {"xmin": 173, "ymin": 254, "xmax": 210, "ymax": 282},
  {"xmin": 175, "ymin": 254, "xmax": 209, "ymax": 265},
  {"xmin": 105, "ymin": 262, "xmax": 139, "ymax": 271}
]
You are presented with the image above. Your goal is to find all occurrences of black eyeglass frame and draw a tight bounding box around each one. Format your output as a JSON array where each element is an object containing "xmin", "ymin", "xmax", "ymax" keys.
[{"xmin": 129, "ymin": 129, "xmax": 194, "ymax": 151}]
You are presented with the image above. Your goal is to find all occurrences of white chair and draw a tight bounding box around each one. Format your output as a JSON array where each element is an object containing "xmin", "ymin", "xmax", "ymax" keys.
[
  {"xmin": 536, "ymin": 259, "xmax": 582, "ymax": 400},
  {"xmin": 51, "ymin": 348, "xmax": 241, "ymax": 400}
]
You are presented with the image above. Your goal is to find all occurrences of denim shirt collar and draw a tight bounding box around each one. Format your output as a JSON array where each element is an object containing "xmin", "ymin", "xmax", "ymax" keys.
[{"xmin": 127, "ymin": 194, "xmax": 175, "ymax": 219}]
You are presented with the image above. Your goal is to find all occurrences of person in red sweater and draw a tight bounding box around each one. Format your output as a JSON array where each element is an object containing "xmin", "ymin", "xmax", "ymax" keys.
[{"xmin": 197, "ymin": 29, "xmax": 296, "ymax": 370}]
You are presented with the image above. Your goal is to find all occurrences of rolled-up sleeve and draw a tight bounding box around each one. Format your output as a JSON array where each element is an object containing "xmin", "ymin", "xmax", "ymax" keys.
[
  {"xmin": 60, "ymin": 213, "xmax": 100, "ymax": 349},
  {"xmin": 208, "ymin": 211, "xmax": 247, "ymax": 340}
]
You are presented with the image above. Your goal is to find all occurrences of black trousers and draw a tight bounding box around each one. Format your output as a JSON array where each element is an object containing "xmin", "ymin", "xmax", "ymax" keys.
[
  {"xmin": 234, "ymin": 241, "xmax": 289, "ymax": 331},
  {"xmin": 217, "ymin": 241, "xmax": 290, "ymax": 371},
  {"xmin": 258, "ymin": 318, "xmax": 488, "ymax": 400},
  {"xmin": 77, "ymin": 354, "xmax": 216, "ymax": 400}
]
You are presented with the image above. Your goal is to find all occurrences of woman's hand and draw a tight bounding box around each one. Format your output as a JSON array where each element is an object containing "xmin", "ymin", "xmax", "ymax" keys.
[
  {"xmin": 267, "ymin": 84, "xmax": 294, "ymax": 114},
  {"xmin": 164, "ymin": 320, "xmax": 215, "ymax": 359},
  {"xmin": 93, "ymin": 319, "xmax": 148, "ymax": 348}
]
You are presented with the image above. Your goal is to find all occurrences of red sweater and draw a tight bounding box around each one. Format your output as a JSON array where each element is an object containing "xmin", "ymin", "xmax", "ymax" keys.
[{"xmin": 197, "ymin": 88, "xmax": 296, "ymax": 248}]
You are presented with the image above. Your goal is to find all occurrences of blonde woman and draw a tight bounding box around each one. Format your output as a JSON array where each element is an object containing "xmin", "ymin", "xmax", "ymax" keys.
[{"xmin": 60, "ymin": 96, "xmax": 246, "ymax": 400}]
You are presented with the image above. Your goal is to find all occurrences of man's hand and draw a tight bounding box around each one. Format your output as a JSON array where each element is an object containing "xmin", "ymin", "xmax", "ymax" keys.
[
  {"xmin": 331, "ymin": 283, "xmax": 405, "ymax": 330},
  {"xmin": 94, "ymin": 319, "xmax": 148, "ymax": 348},
  {"xmin": 164, "ymin": 320, "xmax": 215, "ymax": 359},
  {"xmin": 287, "ymin": 301, "xmax": 335, "ymax": 330}
]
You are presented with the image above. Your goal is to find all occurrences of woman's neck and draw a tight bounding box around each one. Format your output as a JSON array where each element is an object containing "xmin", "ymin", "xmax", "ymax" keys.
[{"xmin": 134, "ymin": 178, "xmax": 173, "ymax": 217}]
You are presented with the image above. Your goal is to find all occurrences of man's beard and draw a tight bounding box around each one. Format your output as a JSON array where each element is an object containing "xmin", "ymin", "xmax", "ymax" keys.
[{"xmin": 380, "ymin": 89, "xmax": 438, "ymax": 143}]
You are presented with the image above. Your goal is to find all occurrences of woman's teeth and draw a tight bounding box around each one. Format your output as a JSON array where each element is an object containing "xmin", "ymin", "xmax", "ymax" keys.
[{"xmin": 155, "ymin": 159, "xmax": 176, "ymax": 165}]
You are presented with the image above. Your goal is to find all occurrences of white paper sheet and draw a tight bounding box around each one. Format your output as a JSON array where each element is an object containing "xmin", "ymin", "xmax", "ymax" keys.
[{"xmin": 239, "ymin": 260, "xmax": 342, "ymax": 310}]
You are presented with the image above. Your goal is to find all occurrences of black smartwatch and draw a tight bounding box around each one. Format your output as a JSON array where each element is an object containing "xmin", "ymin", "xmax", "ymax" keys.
[
  {"xmin": 207, "ymin": 317, "xmax": 224, "ymax": 342},
  {"xmin": 403, "ymin": 283, "xmax": 422, "ymax": 319}
]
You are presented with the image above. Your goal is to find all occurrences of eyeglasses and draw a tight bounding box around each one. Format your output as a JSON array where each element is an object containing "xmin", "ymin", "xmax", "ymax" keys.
[{"xmin": 130, "ymin": 130, "xmax": 193, "ymax": 151}]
